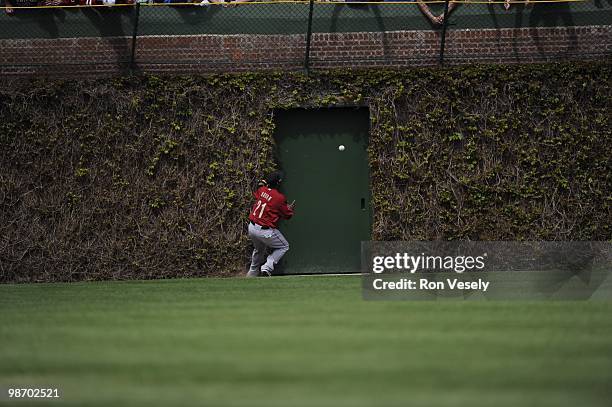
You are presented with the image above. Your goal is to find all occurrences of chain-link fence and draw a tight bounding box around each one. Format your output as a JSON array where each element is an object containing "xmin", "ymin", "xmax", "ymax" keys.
[{"xmin": 1, "ymin": 1, "xmax": 610, "ymax": 75}]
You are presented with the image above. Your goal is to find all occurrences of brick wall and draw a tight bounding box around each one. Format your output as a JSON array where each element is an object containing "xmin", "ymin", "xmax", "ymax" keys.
[{"xmin": 1, "ymin": 25, "xmax": 610, "ymax": 77}]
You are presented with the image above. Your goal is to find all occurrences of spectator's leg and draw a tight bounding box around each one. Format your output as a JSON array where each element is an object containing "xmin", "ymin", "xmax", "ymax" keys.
[{"xmin": 417, "ymin": 1, "xmax": 443, "ymax": 26}]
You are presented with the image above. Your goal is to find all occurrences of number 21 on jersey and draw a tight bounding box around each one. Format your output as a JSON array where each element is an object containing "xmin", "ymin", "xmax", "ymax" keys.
[{"xmin": 253, "ymin": 200, "xmax": 267, "ymax": 218}]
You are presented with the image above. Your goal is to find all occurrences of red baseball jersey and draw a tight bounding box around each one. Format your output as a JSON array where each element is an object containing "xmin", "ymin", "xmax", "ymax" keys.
[{"xmin": 249, "ymin": 186, "xmax": 294, "ymax": 228}]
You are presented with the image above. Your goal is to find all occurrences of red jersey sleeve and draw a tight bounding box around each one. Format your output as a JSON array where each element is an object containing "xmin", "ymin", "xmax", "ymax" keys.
[{"xmin": 277, "ymin": 194, "xmax": 294, "ymax": 220}]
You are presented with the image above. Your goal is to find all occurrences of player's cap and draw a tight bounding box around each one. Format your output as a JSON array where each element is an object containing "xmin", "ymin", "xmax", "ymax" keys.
[{"xmin": 265, "ymin": 170, "xmax": 284, "ymax": 188}]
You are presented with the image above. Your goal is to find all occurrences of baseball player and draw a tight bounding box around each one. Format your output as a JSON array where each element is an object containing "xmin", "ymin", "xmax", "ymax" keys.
[{"xmin": 246, "ymin": 170, "xmax": 294, "ymax": 277}]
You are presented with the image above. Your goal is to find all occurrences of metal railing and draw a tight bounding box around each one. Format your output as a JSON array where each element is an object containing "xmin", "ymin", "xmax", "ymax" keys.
[{"xmin": 1, "ymin": 0, "xmax": 610, "ymax": 74}]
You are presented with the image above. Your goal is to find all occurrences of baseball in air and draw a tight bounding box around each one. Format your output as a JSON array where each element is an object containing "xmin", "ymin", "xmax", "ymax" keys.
[{"xmin": 338, "ymin": 145, "xmax": 345, "ymax": 151}]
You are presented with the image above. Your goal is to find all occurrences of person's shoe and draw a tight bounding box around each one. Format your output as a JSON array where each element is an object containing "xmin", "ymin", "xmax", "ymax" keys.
[{"xmin": 261, "ymin": 267, "xmax": 272, "ymax": 277}]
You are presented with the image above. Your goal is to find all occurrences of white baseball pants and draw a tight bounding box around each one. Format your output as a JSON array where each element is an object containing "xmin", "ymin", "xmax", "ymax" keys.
[{"xmin": 247, "ymin": 222, "xmax": 290, "ymax": 277}]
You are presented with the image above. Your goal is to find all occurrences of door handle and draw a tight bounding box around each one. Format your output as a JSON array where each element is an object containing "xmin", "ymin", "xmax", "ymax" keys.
[{"xmin": 361, "ymin": 198, "xmax": 366, "ymax": 210}]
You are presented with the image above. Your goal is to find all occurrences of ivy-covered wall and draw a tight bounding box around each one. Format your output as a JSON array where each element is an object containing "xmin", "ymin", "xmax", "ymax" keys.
[{"xmin": 1, "ymin": 62, "xmax": 610, "ymax": 282}]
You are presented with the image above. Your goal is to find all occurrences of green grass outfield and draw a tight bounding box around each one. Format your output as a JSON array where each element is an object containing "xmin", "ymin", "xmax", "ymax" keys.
[{"xmin": 1, "ymin": 275, "xmax": 611, "ymax": 407}]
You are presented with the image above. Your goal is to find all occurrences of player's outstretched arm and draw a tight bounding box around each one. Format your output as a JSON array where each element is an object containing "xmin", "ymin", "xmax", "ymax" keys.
[{"xmin": 279, "ymin": 200, "xmax": 294, "ymax": 219}]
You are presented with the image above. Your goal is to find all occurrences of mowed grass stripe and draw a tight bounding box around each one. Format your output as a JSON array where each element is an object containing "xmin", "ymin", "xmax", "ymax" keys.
[{"xmin": 1, "ymin": 276, "xmax": 611, "ymax": 407}]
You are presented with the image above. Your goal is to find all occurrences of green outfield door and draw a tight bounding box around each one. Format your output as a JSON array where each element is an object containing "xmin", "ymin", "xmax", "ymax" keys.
[{"xmin": 274, "ymin": 108, "xmax": 371, "ymax": 274}]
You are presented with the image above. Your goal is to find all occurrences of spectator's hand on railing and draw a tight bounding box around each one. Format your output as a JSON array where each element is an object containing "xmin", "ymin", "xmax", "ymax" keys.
[
  {"xmin": 5, "ymin": 0, "xmax": 15, "ymax": 15},
  {"xmin": 489, "ymin": 0, "xmax": 512, "ymax": 11}
]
